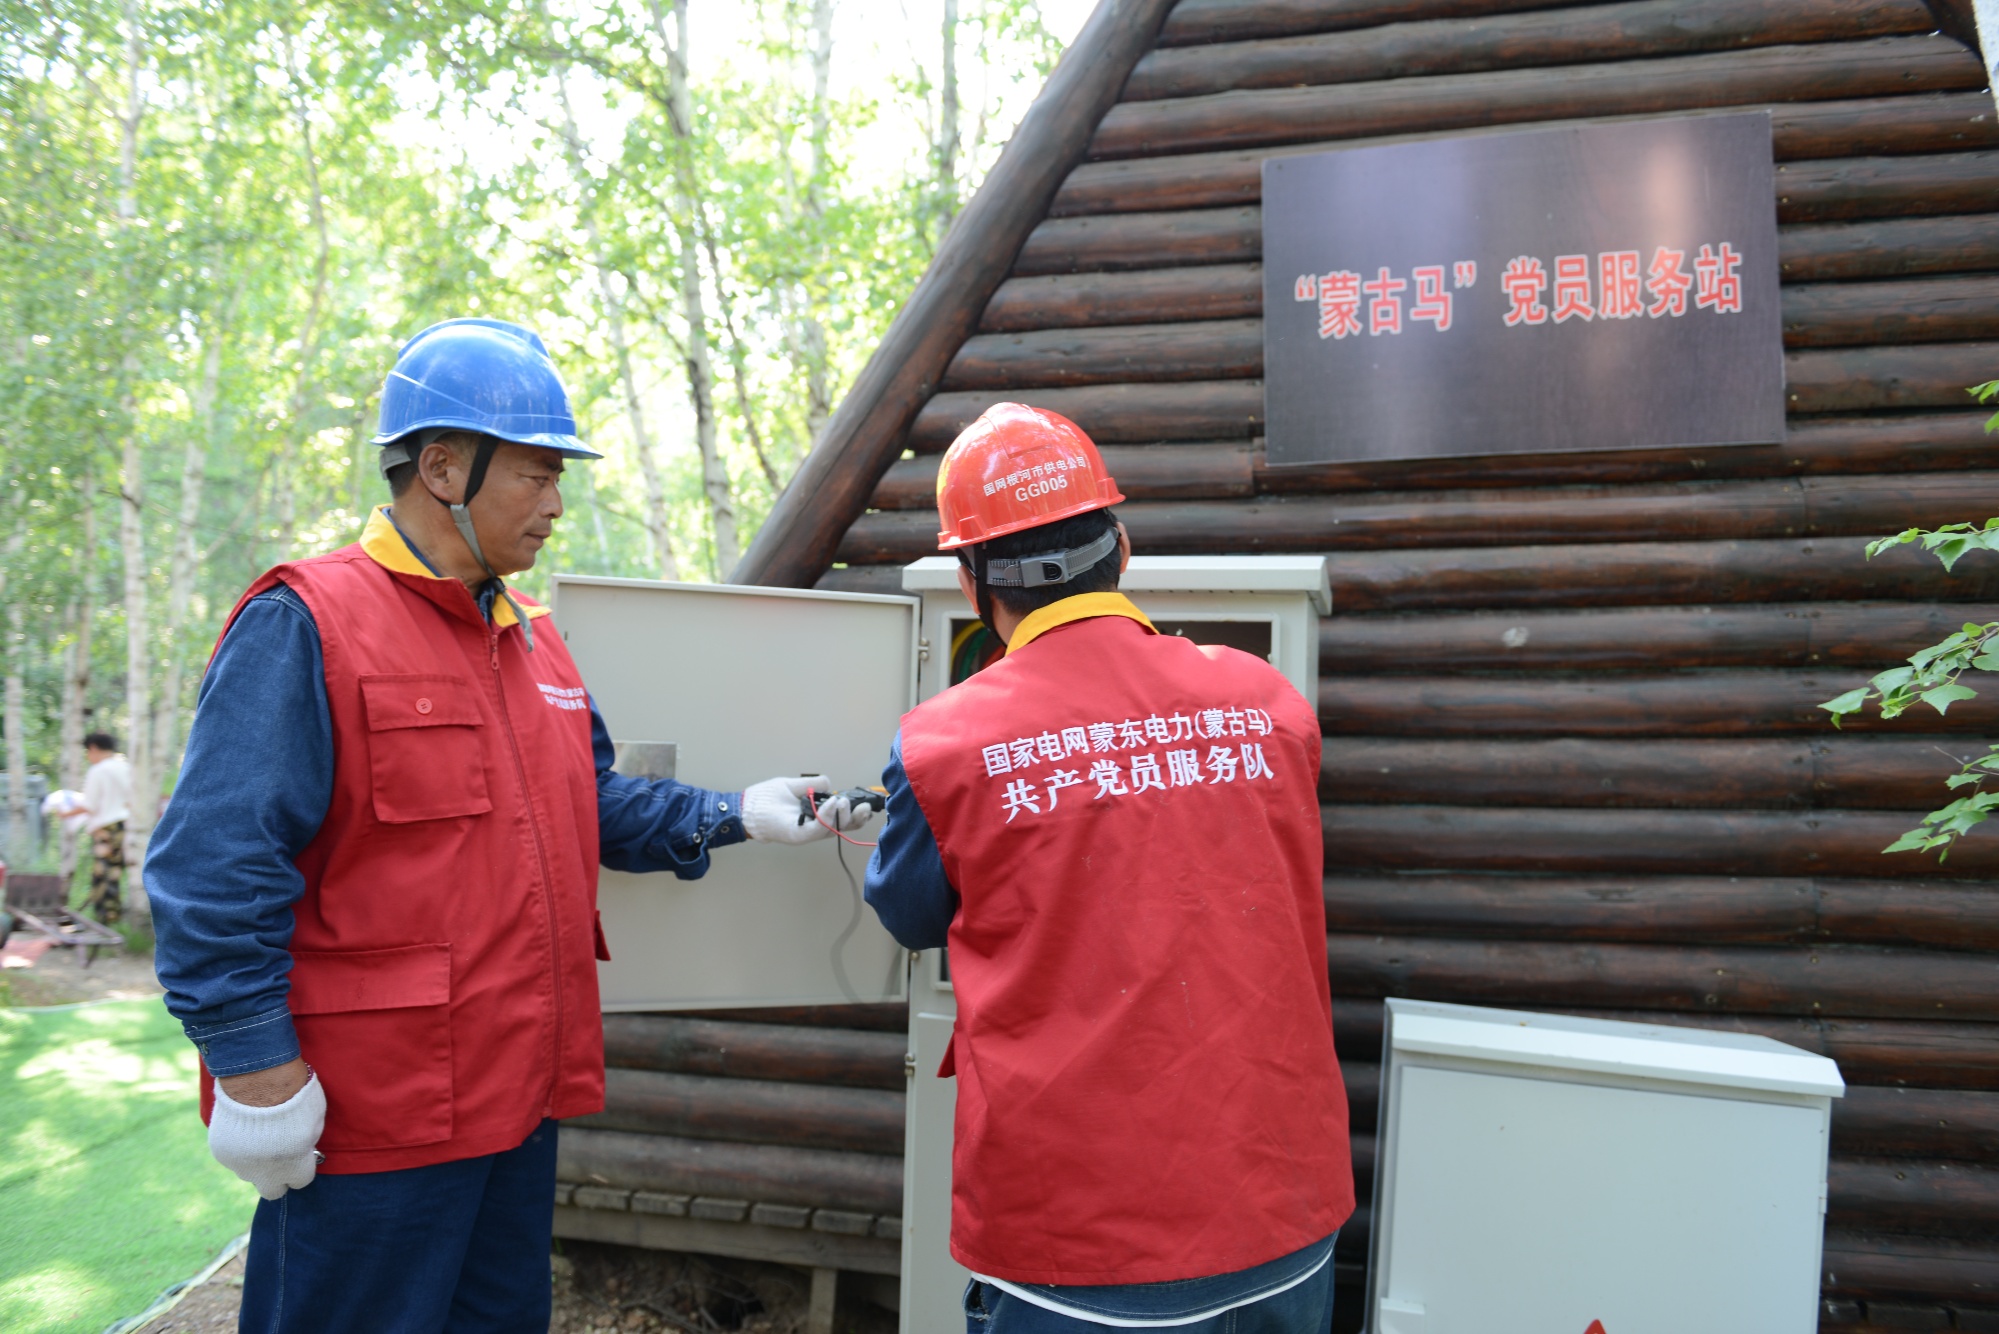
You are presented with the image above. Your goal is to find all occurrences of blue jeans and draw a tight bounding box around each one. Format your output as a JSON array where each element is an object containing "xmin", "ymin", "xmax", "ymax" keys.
[
  {"xmin": 239, "ymin": 1119, "xmax": 558, "ymax": 1334},
  {"xmin": 963, "ymin": 1246, "xmax": 1338, "ymax": 1333}
]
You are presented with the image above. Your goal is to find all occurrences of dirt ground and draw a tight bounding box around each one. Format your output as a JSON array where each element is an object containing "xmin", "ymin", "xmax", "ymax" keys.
[
  {"xmin": 0, "ymin": 937, "xmax": 164, "ymax": 1007},
  {"xmin": 129, "ymin": 1242, "xmax": 899, "ymax": 1334}
]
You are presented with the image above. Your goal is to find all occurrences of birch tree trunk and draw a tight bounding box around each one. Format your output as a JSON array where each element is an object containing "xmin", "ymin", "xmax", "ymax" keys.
[
  {"xmin": 2, "ymin": 522, "xmax": 28, "ymax": 866},
  {"xmin": 151, "ymin": 305, "xmax": 227, "ymax": 782},
  {"xmin": 117, "ymin": 0, "xmax": 154, "ymax": 923},
  {"xmin": 796, "ymin": 0, "xmax": 837, "ymax": 447},
  {"xmin": 275, "ymin": 29, "xmax": 330, "ymax": 564},
  {"xmin": 655, "ymin": 0, "xmax": 738, "ymax": 578},
  {"xmin": 937, "ymin": 0, "xmax": 960, "ymax": 228},
  {"xmin": 555, "ymin": 72, "xmax": 681, "ymax": 580}
]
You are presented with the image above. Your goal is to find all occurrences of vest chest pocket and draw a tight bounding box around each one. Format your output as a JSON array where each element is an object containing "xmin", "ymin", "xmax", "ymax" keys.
[{"xmin": 359, "ymin": 674, "xmax": 493, "ymax": 824}]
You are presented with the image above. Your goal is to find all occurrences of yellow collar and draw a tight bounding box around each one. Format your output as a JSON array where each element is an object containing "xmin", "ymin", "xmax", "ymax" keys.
[
  {"xmin": 360, "ymin": 506, "xmax": 549, "ymax": 629},
  {"xmin": 1006, "ymin": 591, "xmax": 1155, "ymax": 654}
]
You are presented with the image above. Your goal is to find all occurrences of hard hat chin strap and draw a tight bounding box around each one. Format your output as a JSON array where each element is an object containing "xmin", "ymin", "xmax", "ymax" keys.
[
  {"xmin": 421, "ymin": 433, "xmax": 536, "ymax": 652},
  {"xmin": 981, "ymin": 527, "xmax": 1119, "ymax": 590}
]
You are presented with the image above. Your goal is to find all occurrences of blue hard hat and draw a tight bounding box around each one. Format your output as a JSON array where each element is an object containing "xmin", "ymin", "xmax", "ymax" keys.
[{"xmin": 372, "ymin": 318, "xmax": 601, "ymax": 458}]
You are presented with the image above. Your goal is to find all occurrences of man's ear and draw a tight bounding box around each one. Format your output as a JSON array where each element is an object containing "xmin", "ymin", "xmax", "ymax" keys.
[
  {"xmin": 1115, "ymin": 521, "xmax": 1131, "ymax": 573},
  {"xmin": 956, "ymin": 561, "xmax": 979, "ymax": 609}
]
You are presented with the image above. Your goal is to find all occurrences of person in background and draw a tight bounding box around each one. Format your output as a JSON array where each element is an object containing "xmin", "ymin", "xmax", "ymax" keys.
[
  {"xmin": 863, "ymin": 402, "xmax": 1354, "ymax": 1333},
  {"xmin": 146, "ymin": 318, "xmax": 873, "ymax": 1334},
  {"xmin": 80, "ymin": 732, "xmax": 133, "ymax": 925}
]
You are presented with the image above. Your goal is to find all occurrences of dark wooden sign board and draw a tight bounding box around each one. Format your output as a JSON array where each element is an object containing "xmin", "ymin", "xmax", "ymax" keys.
[{"xmin": 1262, "ymin": 113, "xmax": 1785, "ymax": 468}]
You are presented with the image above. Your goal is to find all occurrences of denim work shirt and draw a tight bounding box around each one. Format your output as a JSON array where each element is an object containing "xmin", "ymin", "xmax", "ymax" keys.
[{"xmin": 148, "ymin": 515, "xmax": 746, "ymax": 1078}]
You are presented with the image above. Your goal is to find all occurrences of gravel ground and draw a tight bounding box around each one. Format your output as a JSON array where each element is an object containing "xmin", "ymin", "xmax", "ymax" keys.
[
  {"xmin": 129, "ymin": 1243, "xmax": 898, "ymax": 1334},
  {"xmin": 0, "ymin": 942, "xmax": 164, "ymax": 1007}
]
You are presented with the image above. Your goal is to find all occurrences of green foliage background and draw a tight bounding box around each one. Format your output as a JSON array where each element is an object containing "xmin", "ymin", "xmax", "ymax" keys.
[{"xmin": 0, "ymin": 0, "xmax": 1072, "ymax": 854}]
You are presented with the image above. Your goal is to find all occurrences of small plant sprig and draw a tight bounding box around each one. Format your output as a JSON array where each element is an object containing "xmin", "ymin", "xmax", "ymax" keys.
[
  {"xmin": 1819, "ymin": 375, "xmax": 1999, "ymax": 860},
  {"xmin": 1879, "ymin": 745, "xmax": 1999, "ymax": 858},
  {"xmin": 1819, "ymin": 616, "xmax": 1999, "ymax": 727}
]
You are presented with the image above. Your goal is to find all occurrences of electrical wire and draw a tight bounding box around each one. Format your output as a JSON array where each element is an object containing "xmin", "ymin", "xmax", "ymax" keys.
[{"xmin": 812, "ymin": 790, "xmax": 880, "ymax": 1003}]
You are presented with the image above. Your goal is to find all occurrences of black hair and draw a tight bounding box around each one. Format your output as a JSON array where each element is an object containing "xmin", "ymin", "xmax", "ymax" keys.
[
  {"xmin": 386, "ymin": 460, "xmax": 418, "ymax": 497},
  {"xmin": 84, "ymin": 731, "xmax": 117, "ymax": 752},
  {"xmin": 959, "ymin": 507, "xmax": 1122, "ymax": 620}
]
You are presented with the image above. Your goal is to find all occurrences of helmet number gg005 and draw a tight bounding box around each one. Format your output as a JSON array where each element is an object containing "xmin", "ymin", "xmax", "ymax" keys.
[{"xmin": 934, "ymin": 402, "xmax": 1125, "ymax": 549}]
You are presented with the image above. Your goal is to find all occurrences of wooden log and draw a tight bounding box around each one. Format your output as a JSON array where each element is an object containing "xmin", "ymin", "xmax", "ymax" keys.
[
  {"xmin": 1322, "ymin": 874, "xmax": 1999, "ymax": 950},
  {"xmin": 601, "ymin": 1016, "xmax": 907, "ymax": 1090},
  {"xmin": 1129, "ymin": 0, "xmax": 1934, "ymax": 102},
  {"xmin": 1783, "ymin": 275, "xmax": 1999, "ymax": 348},
  {"xmin": 1260, "ymin": 411, "xmax": 1999, "ymax": 494},
  {"xmin": 1324, "ymin": 537, "xmax": 1999, "ymax": 614},
  {"xmin": 843, "ymin": 473, "xmax": 1999, "ymax": 562},
  {"xmin": 558, "ymin": 1127, "xmax": 904, "ymax": 1214},
  {"xmin": 1781, "ymin": 214, "xmax": 1999, "ymax": 282},
  {"xmin": 871, "ymin": 442, "xmax": 1255, "ymax": 510},
  {"xmin": 815, "ymin": 565, "xmax": 910, "ymax": 597},
  {"xmin": 1344, "ymin": 1060, "xmax": 1380, "ymax": 1127},
  {"xmin": 1779, "ymin": 150, "xmax": 1999, "ymax": 223},
  {"xmin": 1013, "ymin": 209, "xmax": 1260, "ymax": 276},
  {"xmin": 731, "ymin": 0, "xmax": 1180, "ymax": 588},
  {"xmin": 1787, "ymin": 341, "xmax": 1999, "ymax": 413},
  {"xmin": 577, "ymin": 1070, "xmax": 906, "ymax": 1155},
  {"xmin": 1052, "ymin": 94, "xmax": 1999, "ymax": 215},
  {"xmin": 1830, "ymin": 1157, "xmax": 1999, "ymax": 1233},
  {"xmin": 909, "ymin": 382, "xmax": 1264, "ymax": 450},
  {"xmin": 1320, "ymin": 602, "xmax": 1999, "ymax": 673},
  {"xmin": 1330, "ymin": 996, "xmax": 1999, "ymax": 1088},
  {"xmin": 1834, "ymin": 1086, "xmax": 1999, "ymax": 1160},
  {"xmin": 999, "ymin": 210, "xmax": 1999, "ymax": 296},
  {"xmin": 1822, "ymin": 1232, "xmax": 1999, "ymax": 1303},
  {"xmin": 682, "ymin": 1003, "xmax": 909, "ymax": 1033},
  {"xmin": 1321, "ymin": 805, "xmax": 1999, "ymax": 877},
  {"xmin": 1323, "ymin": 933, "xmax": 1999, "ymax": 1020},
  {"xmin": 982, "ymin": 264, "xmax": 1263, "ymax": 332},
  {"xmin": 1156, "ymin": 0, "xmax": 1595, "ymax": 47},
  {"xmin": 1089, "ymin": 37, "xmax": 1982, "ymax": 161},
  {"xmin": 1321, "ymin": 736, "xmax": 1991, "ymax": 810},
  {"xmin": 1818, "ymin": 879, "xmax": 1999, "ymax": 952},
  {"xmin": 1320, "ymin": 670, "xmax": 1999, "ymax": 736},
  {"xmin": 940, "ymin": 319, "xmax": 1262, "ymax": 390}
]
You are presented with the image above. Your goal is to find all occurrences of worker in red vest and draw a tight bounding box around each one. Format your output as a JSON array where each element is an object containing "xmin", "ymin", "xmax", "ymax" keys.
[
  {"xmin": 147, "ymin": 318, "xmax": 873, "ymax": 1334},
  {"xmin": 863, "ymin": 403, "xmax": 1355, "ymax": 1332}
]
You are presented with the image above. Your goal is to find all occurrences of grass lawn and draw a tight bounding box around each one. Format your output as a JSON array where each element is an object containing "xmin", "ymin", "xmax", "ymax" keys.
[{"xmin": 0, "ymin": 999, "xmax": 254, "ymax": 1333}]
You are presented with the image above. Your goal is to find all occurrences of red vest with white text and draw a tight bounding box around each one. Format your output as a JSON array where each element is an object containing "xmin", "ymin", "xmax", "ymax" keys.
[
  {"xmin": 201, "ymin": 544, "xmax": 606, "ymax": 1173},
  {"xmin": 898, "ymin": 608, "xmax": 1354, "ymax": 1285}
]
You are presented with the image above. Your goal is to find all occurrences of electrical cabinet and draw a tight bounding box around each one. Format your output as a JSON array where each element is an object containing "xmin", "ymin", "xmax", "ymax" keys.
[
  {"xmin": 1369, "ymin": 999, "xmax": 1843, "ymax": 1334},
  {"xmin": 551, "ymin": 575, "xmax": 918, "ymax": 1010},
  {"xmin": 894, "ymin": 555, "xmax": 1331, "ymax": 1334}
]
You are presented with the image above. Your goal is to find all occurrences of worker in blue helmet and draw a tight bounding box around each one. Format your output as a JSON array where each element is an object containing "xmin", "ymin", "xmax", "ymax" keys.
[{"xmin": 148, "ymin": 317, "xmax": 876, "ymax": 1334}]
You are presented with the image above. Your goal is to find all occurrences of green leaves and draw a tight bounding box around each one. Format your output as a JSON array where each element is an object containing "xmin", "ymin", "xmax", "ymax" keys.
[
  {"xmin": 1819, "ymin": 623, "xmax": 1999, "ymax": 728},
  {"xmin": 1864, "ymin": 519, "xmax": 1999, "ymax": 571},
  {"xmin": 1883, "ymin": 778, "xmax": 1999, "ymax": 861},
  {"xmin": 1975, "ymin": 378, "xmax": 1998, "ymax": 434}
]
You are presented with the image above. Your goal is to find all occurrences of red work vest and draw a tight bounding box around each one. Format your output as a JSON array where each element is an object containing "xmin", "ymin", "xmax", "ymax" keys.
[
  {"xmin": 898, "ymin": 606, "xmax": 1354, "ymax": 1286},
  {"xmin": 199, "ymin": 534, "xmax": 606, "ymax": 1174}
]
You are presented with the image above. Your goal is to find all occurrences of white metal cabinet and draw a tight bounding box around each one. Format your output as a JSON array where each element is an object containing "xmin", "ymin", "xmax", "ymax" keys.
[
  {"xmin": 551, "ymin": 575, "xmax": 918, "ymax": 1010},
  {"xmin": 895, "ymin": 555, "xmax": 1330, "ymax": 1334},
  {"xmin": 1369, "ymin": 998, "xmax": 1844, "ymax": 1334}
]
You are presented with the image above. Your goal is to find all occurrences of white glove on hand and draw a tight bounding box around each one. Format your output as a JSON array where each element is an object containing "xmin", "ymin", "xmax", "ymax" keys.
[
  {"xmin": 742, "ymin": 775, "xmax": 835, "ymax": 845},
  {"xmin": 210, "ymin": 1072, "xmax": 326, "ymax": 1200},
  {"xmin": 741, "ymin": 775, "xmax": 877, "ymax": 844}
]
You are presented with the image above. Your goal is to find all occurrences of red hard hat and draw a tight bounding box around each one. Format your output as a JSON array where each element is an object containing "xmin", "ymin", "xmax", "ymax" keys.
[{"xmin": 935, "ymin": 402, "xmax": 1126, "ymax": 549}]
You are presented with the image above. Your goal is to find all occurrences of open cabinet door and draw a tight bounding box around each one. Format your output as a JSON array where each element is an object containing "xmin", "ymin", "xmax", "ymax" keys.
[{"xmin": 552, "ymin": 575, "xmax": 918, "ymax": 1010}]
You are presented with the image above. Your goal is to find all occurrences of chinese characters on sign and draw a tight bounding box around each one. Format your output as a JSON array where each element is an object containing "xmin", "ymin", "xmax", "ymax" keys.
[
  {"xmin": 1262, "ymin": 114, "xmax": 1783, "ymax": 465},
  {"xmin": 979, "ymin": 706, "xmax": 1281, "ymax": 823}
]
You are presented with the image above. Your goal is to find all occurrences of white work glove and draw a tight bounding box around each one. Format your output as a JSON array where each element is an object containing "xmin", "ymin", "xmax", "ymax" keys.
[
  {"xmin": 210, "ymin": 1071, "xmax": 326, "ymax": 1200},
  {"xmin": 741, "ymin": 775, "xmax": 878, "ymax": 845}
]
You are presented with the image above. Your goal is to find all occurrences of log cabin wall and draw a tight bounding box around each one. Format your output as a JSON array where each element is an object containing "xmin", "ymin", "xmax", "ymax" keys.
[{"xmin": 789, "ymin": 0, "xmax": 1999, "ymax": 1325}]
